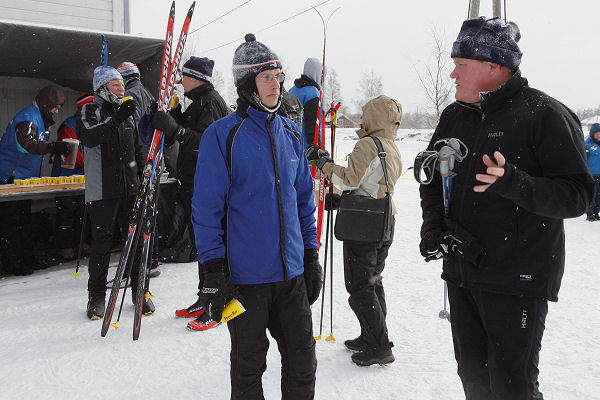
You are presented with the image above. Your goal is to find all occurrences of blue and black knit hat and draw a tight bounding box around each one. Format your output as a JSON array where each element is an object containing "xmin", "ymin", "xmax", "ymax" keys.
[
  {"xmin": 93, "ymin": 65, "xmax": 122, "ymax": 92},
  {"xmin": 232, "ymin": 33, "xmax": 282, "ymax": 87},
  {"xmin": 451, "ymin": 16, "xmax": 522, "ymax": 70},
  {"xmin": 181, "ymin": 56, "xmax": 214, "ymax": 83},
  {"xmin": 590, "ymin": 123, "xmax": 600, "ymax": 136}
]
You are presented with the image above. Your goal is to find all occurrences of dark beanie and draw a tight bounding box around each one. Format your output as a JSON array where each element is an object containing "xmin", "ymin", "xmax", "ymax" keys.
[
  {"xmin": 232, "ymin": 33, "xmax": 282, "ymax": 87},
  {"xmin": 35, "ymin": 85, "xmax": 65, "ymax": 113},
  {"xmin": 181, "ymin": 56, "xmax": 214, "ymax": 83},
  {"xmin": 451, "ymin": 16, "xmax": 522, "ymax": 70},
  {"xmin": 590, "ymin": 123, "xmax": 600, "ymax": 136}
]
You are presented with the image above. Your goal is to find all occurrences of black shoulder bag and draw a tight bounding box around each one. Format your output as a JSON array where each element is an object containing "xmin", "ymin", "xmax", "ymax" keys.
[{"xmin": 334, "ymin": 136, "xmax": 393, "ymax": 243}]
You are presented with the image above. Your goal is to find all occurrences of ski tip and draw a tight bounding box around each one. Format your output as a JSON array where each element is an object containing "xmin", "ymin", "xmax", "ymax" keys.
[
  {"xmin": 325, "ymin": 334, "xmax": 336, "ymax": 342},
  {"xmin": 314, "ymin": 335, "xmax": 322, "ymax": 340},
  {"xmin": 72, "ymin": 272, "xmax": 81, "ymax": 278},
  {"xmin": 188, "ymin": 1, "xmax": 196, "ymax": 14},
  {"xmin": 170, "ymin": 1, "xmax": 175, "ymax": 11},
  {"xmin": 111, "ymin": 322, "xmax": 120, "ymax": 331}
]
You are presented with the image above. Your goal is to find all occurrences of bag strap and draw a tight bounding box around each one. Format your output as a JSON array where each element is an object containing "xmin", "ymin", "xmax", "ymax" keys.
[{"xmin": 369, "ymin": 136, "xmax": 391, "ymax": 195}]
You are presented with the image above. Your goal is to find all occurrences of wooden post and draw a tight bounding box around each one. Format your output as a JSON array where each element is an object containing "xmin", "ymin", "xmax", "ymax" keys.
[
  {"xmin": 469, "ymin": 0, "xmax": 480, "ymax": 19},
  {"xmin": 492, "ymin": 0, "xmax": 502, "ymax": 18}
]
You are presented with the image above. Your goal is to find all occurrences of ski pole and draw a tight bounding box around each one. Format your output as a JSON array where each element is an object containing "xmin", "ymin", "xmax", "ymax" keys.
[
  {"xmin": 315, "ymin": 210, "xmax": 330, "ymax": 340},
  {"xmin": 73, "ymin": 203, "xmax": 88, "ymax": 278},
  {"xmin": 325, "ymin": 209, "xmax": 335, "ymax": 341}
]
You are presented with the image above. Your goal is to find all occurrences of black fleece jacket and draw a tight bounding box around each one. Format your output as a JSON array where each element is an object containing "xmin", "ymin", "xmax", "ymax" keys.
[{"xmin": 420, "ymin": 70, "xmax": 594, "ymax": 301}]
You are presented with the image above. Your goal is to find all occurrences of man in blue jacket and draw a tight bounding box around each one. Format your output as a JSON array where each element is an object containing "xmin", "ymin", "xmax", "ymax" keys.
[
  {"xmin": 289, "ymin": 57, "xmax": 322, "ymax": 151},
  {"xmin": 0, "ymin": 85, "xmax": 70, "ymax": 276},
  {"xmin": 190, "ymin": 33, "xmax": 322, "ymax": 400},
  {"xmin": 585, "ymin": 123, "xmax": 600, "ymax": 221}
]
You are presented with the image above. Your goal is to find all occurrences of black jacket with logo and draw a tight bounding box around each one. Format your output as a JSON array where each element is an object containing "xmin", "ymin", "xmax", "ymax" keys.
[
  {"xmin": 77, "ymin": 97, "xmax": 140, "ymax": 203},
  {"xmin": 420, "ymin": 70, "xmax": 594, "ymax": 301},
  {"xmin": 170, "ymin": 83, "xmax": 229, "ymax": 184}
]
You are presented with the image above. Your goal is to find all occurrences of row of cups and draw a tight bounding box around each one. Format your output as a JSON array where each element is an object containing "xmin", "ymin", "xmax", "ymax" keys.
[{"xmin": 14, "ymin": 175, "xmax": 86, "ymax": 185}]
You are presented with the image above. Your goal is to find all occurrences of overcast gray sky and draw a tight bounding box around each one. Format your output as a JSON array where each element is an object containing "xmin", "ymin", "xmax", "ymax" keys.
[{"xmin": 129, "ymin": 0, "xmax": 600, "ymax": 114}]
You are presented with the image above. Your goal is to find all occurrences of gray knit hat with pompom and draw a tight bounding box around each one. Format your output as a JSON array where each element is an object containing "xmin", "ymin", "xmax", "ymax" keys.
[{"xmin": 232, "ymin": 33, "xmax": 282, "ymax": 87}]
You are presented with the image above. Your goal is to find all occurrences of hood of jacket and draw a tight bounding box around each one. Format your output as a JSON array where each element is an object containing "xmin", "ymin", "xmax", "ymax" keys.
[
  {"xmin": 293, "ymin": 74, "xmax": 320, "ymax": 90},
  {"xmin": 355, "ymin": 95, "xmax": 402, "ymax": 140}
]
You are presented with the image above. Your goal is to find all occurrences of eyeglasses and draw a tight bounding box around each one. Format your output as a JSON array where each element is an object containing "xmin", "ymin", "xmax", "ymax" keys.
[{"xmin": 256, "ymin": 72, "xmax": 285, "ymax": 84}]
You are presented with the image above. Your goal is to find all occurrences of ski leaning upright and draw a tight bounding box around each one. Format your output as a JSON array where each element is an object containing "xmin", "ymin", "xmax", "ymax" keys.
[{"xmin": 101, "ymin": 1, "xmax": 196, "ymax": 340}]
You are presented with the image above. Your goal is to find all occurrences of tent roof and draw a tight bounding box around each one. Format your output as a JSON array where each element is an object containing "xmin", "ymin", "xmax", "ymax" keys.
[{"xmin": 0, "ymin": 20, "xmax": 164, "ymax": 97}]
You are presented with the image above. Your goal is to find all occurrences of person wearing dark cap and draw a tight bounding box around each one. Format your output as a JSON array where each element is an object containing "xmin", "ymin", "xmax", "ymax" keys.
[
  {"xmin": 51, "ymin": 92, "xmax": 94, "ymax": 260},
  {"xmin": 149, "ymin": 55, "xmax": 230, "ymax": 323},
  {"xmin": 0, "ymin": 85, "xmax": 70, "ymax": 276},
  {"xmin": 585, "ymin": 123, "xmax": 600, "ymax": 221},
  {"xmin": 289, "ymin": 57, "xmax": 323, "ymax": 151},
  {"xmin": 78, "ymin": 65, "xmax": 154, "ymax": 320},
  {"xmin": 419, "ymin": 17, "xmax": 594, "ymax": 399},
  {"xmin": 188, "ymin": 34, "xmax": 321, "ymax": 399}
]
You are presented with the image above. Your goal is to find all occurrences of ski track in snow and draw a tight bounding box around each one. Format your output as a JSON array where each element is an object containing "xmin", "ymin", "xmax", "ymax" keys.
[{"xmin": 0, "ymin": 130, "xmax": 598, "ymax": 399}]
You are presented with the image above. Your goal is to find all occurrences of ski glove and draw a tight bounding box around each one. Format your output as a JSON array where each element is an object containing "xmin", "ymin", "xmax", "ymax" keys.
[
  {"xmin": 324, "ymin": 193, "xmax": 341, "ymax": 211},
  {"xmin": 151, "ymin": 111, "xmax": 185, "ymax": 144},
  {"xmin": 303, "ymin": 248, "xmax": 323, "ymax": 305},
  {"xmin": 441, "ymin": 218, "xmax": 486, "ymax": 266},
  {"xmin": 198, "ymin": 258, "xmax": 239, "ymax": 322},
  {"xmin": 112, "ymin": 98, "xmax": 137, "ymax": 126},
  {"xmin": 419, "ymin": 228, "xmax": 445, "ymax": 262},
  {"xmin": 49, "ymin": 141, "xmax": 71, "ymax": 155},
  {"xmin": 306, "ymin": 145, "xmax": 333, "ymax": 171}
]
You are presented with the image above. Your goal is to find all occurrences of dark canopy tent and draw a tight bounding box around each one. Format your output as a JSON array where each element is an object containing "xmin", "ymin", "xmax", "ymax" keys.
[{"xmin": 0, "ymin": 21, "xmax": 164, "ymax": 97}]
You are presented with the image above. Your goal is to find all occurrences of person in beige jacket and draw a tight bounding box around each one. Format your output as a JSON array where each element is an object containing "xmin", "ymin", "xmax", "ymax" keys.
[{"xmin": 306, "ymin": 94, "xmax": 403, "ymax": 366}]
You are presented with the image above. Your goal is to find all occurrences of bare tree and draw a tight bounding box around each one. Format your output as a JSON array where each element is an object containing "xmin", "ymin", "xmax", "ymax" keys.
[
  {"xmin": 354, "ymin": 69, "xmax": 383, "ymax": 113},
  {"xmin": 414, "ymin": 27, "xmax": 454, "ymax": 124},
  {"xmin": 325, "ymin": 68, "xmax": 344, "ymax": 105}
]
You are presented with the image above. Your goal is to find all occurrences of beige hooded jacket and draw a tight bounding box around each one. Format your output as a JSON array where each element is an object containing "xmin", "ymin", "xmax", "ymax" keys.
[{"xmin": 321, "ymin": 95, "xmax": 403, "ymax": 213}]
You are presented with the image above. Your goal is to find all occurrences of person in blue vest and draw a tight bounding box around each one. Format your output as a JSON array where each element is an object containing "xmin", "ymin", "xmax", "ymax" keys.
[
  {"xmin": 289, "ymin": 57, "xmax": 323, "ymax": 151},
  {"xmin": 585, "ymin": 123, "xmax": 600, "ymax": 221},
  {"xmin": 0, "ymin": 85, "xmax": 70, "ymax": 276},
  {"xmin": 189, "ymin": 33, "xmax": 322, "ymax": 399},
  {"xmin": 51, "ymin": 92, "xmax": 94, "ymax": 260}
]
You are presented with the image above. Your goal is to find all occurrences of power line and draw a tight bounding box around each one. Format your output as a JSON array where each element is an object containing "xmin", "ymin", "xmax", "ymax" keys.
[
  {"xmin": 200, "ymin": 0, "xmax": 332, "ymax": 53},
  {"xmin": 189, "ymin": 0, "xmax": 253, "ymax": 36}
]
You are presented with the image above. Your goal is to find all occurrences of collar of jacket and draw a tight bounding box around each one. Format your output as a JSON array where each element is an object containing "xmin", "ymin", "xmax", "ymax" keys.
[
  {"xmin": 184, "ymin": 82, "xmax": 215, "ymax": 101},
  {"xmin": 293, "ymin": 74, "xmax": 320, "ymax": 90},
  {"xmin": 239, "ymin": 104, "xmax": 275, "ymax": 123},
  {"xmin": 479, "ymin": 69, "xmax": 527, "ymax": 114}
]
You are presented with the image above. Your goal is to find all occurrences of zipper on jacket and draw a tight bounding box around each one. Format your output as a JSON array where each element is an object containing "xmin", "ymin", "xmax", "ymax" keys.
[{"xmin": 265, "ymin": 115, "xmax": 289, "ymax": 281}]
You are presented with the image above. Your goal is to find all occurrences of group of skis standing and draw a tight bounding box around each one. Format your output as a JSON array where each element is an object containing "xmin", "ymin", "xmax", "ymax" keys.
[{"xmin": 0, "ymin": 11, "xmax": 596, "ymax": 400}]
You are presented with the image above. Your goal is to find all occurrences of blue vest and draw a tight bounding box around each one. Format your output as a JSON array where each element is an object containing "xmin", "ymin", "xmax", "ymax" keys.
[{"xmin": 0, "ymin": 104, "xmax": 47, "ymax": 182}]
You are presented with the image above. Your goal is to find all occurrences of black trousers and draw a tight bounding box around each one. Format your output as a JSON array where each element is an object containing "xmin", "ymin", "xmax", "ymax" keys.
[
  {"xmin": 342, "ymin": 218, "xmax": 395, "ymax": 352},
  {"xmin": 447, "ymin": 282, "xmax": 548, "ymax": 400},
  {"xmin": 55, "ymin": 195, "xmax": 86, "ymax": 250},
  {"xmin": 227, "ymin": 276, "xmax": 317, "ymax": 400},
  {"xmin": 0, "ymin": 199, "xmax": 35, "ymax": 274},
  {"xmin": 87, "ymin": 196, "xmax": 141, "ymax": 298},
  {"xmin": 587, "ymin": 175, "xmax": 600, "ymax": 216}
]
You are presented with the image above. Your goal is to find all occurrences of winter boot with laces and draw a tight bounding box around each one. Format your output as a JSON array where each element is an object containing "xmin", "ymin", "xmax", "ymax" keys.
[
  {"xmin": 344, "ymin": 336, "xmax": 368, "ymax": 352},
  {"xmin": 87, "ymin": 296, "xmax": 105, "ymax": 320}
]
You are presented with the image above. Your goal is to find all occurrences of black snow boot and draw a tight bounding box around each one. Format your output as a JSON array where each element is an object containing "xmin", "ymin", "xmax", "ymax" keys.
[
  {"xmin": 344, "ymin": 336, "xmax": 368, "ymax": 352},
  {"xmin": 87, "ymin": 296, "xmax": 105, "ymax": 320},
  {"xmin": 351, "ymin": 348, "xmax": 395, "ymax": 366},
  {"xmin": 132, "ymin": 291, "xmax": 155, "ymax": 315}
]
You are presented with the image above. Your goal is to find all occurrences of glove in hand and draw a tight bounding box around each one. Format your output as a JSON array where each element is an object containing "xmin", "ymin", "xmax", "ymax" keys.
[
  {"xmin": 112, "ymin": 98, "xmax": 136, "ymax": 125},
  {"xmin": 303, "ymin": 248, "xmax": 323, "ymax": 305},
  {"xmin": 419, "ymin": 228, "xmax": 445, "ymax": 262},
  {"xmin": 198, "ymin": 259, "xmax": 238, "ymax": 322},
  {"xmin": 49, "ymin": 141, "xmax": 71, "ymax": 155}
]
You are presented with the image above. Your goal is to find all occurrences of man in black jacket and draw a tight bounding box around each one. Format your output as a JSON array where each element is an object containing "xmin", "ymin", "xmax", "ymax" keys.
[
  {"xmin": 78, "ymin": 66, "xmax": 154, "ymax": 320},
  {"xmin": 419, "ymin": 17, "xmax": 594, "ymax": 400},
  {"xmin": 150, "ymin": 56, "xmax": 230, "ymax": 325}
]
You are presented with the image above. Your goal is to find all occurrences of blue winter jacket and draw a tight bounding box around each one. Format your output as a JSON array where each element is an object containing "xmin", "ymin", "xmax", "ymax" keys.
[
  {"xmin": 289, "ymin": 84, "xmax": 320, "ymax": 150},
  {"xmin": 0, "ymin": 104, "xmax": 47, "ymax": 182},
  {"xmin": 191, "ymin": 106, "xmax": 318, "ymax": 285},
  {"xmin": 585, "ymin": 136, "xmax": 600, "ymax": 175}
]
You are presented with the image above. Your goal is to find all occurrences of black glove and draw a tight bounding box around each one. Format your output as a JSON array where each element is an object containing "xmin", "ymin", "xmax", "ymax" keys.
[
  {"xmin": 49, "ymin": 141, "xmax": 71, "ymax": 155},
  {"xmin": 419, "ymin": 228, "xmax": 445, "ymax": 262},
  {"xmin": 198, "ymin": 258, "xmax": 238, "ymax": 322},
  {"xmin": 441, "ymin": 218, "xmax": 486, "ymax": 265},
  {"xmin": 324, "ymin": 193, "xmax": 341, "ymax": 211},
  {"xmin": 112, "ymin": 98, "xmax": 137, "ymax": 125},
  {"xmin": 306, "ymin": 145, "xmax": 333, "ymax": 171},
  {"xmin": 303, "ymin": 248, "xmax": 323, "ymax": 305},
  {"xmin": 151, "ymin": 110, "xmax": 183, "ymax": 142}
]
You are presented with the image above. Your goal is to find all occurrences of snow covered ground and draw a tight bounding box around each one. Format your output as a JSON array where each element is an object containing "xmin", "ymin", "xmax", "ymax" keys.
[{"xmin": 1, "ymin": 130, "xmax": 599, "ymax": 400}]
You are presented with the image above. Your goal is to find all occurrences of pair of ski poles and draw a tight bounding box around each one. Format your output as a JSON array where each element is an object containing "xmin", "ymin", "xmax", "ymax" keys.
[{"xmin": 414, "ymin": 138, "xmax": 468, "ymax": 322}]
